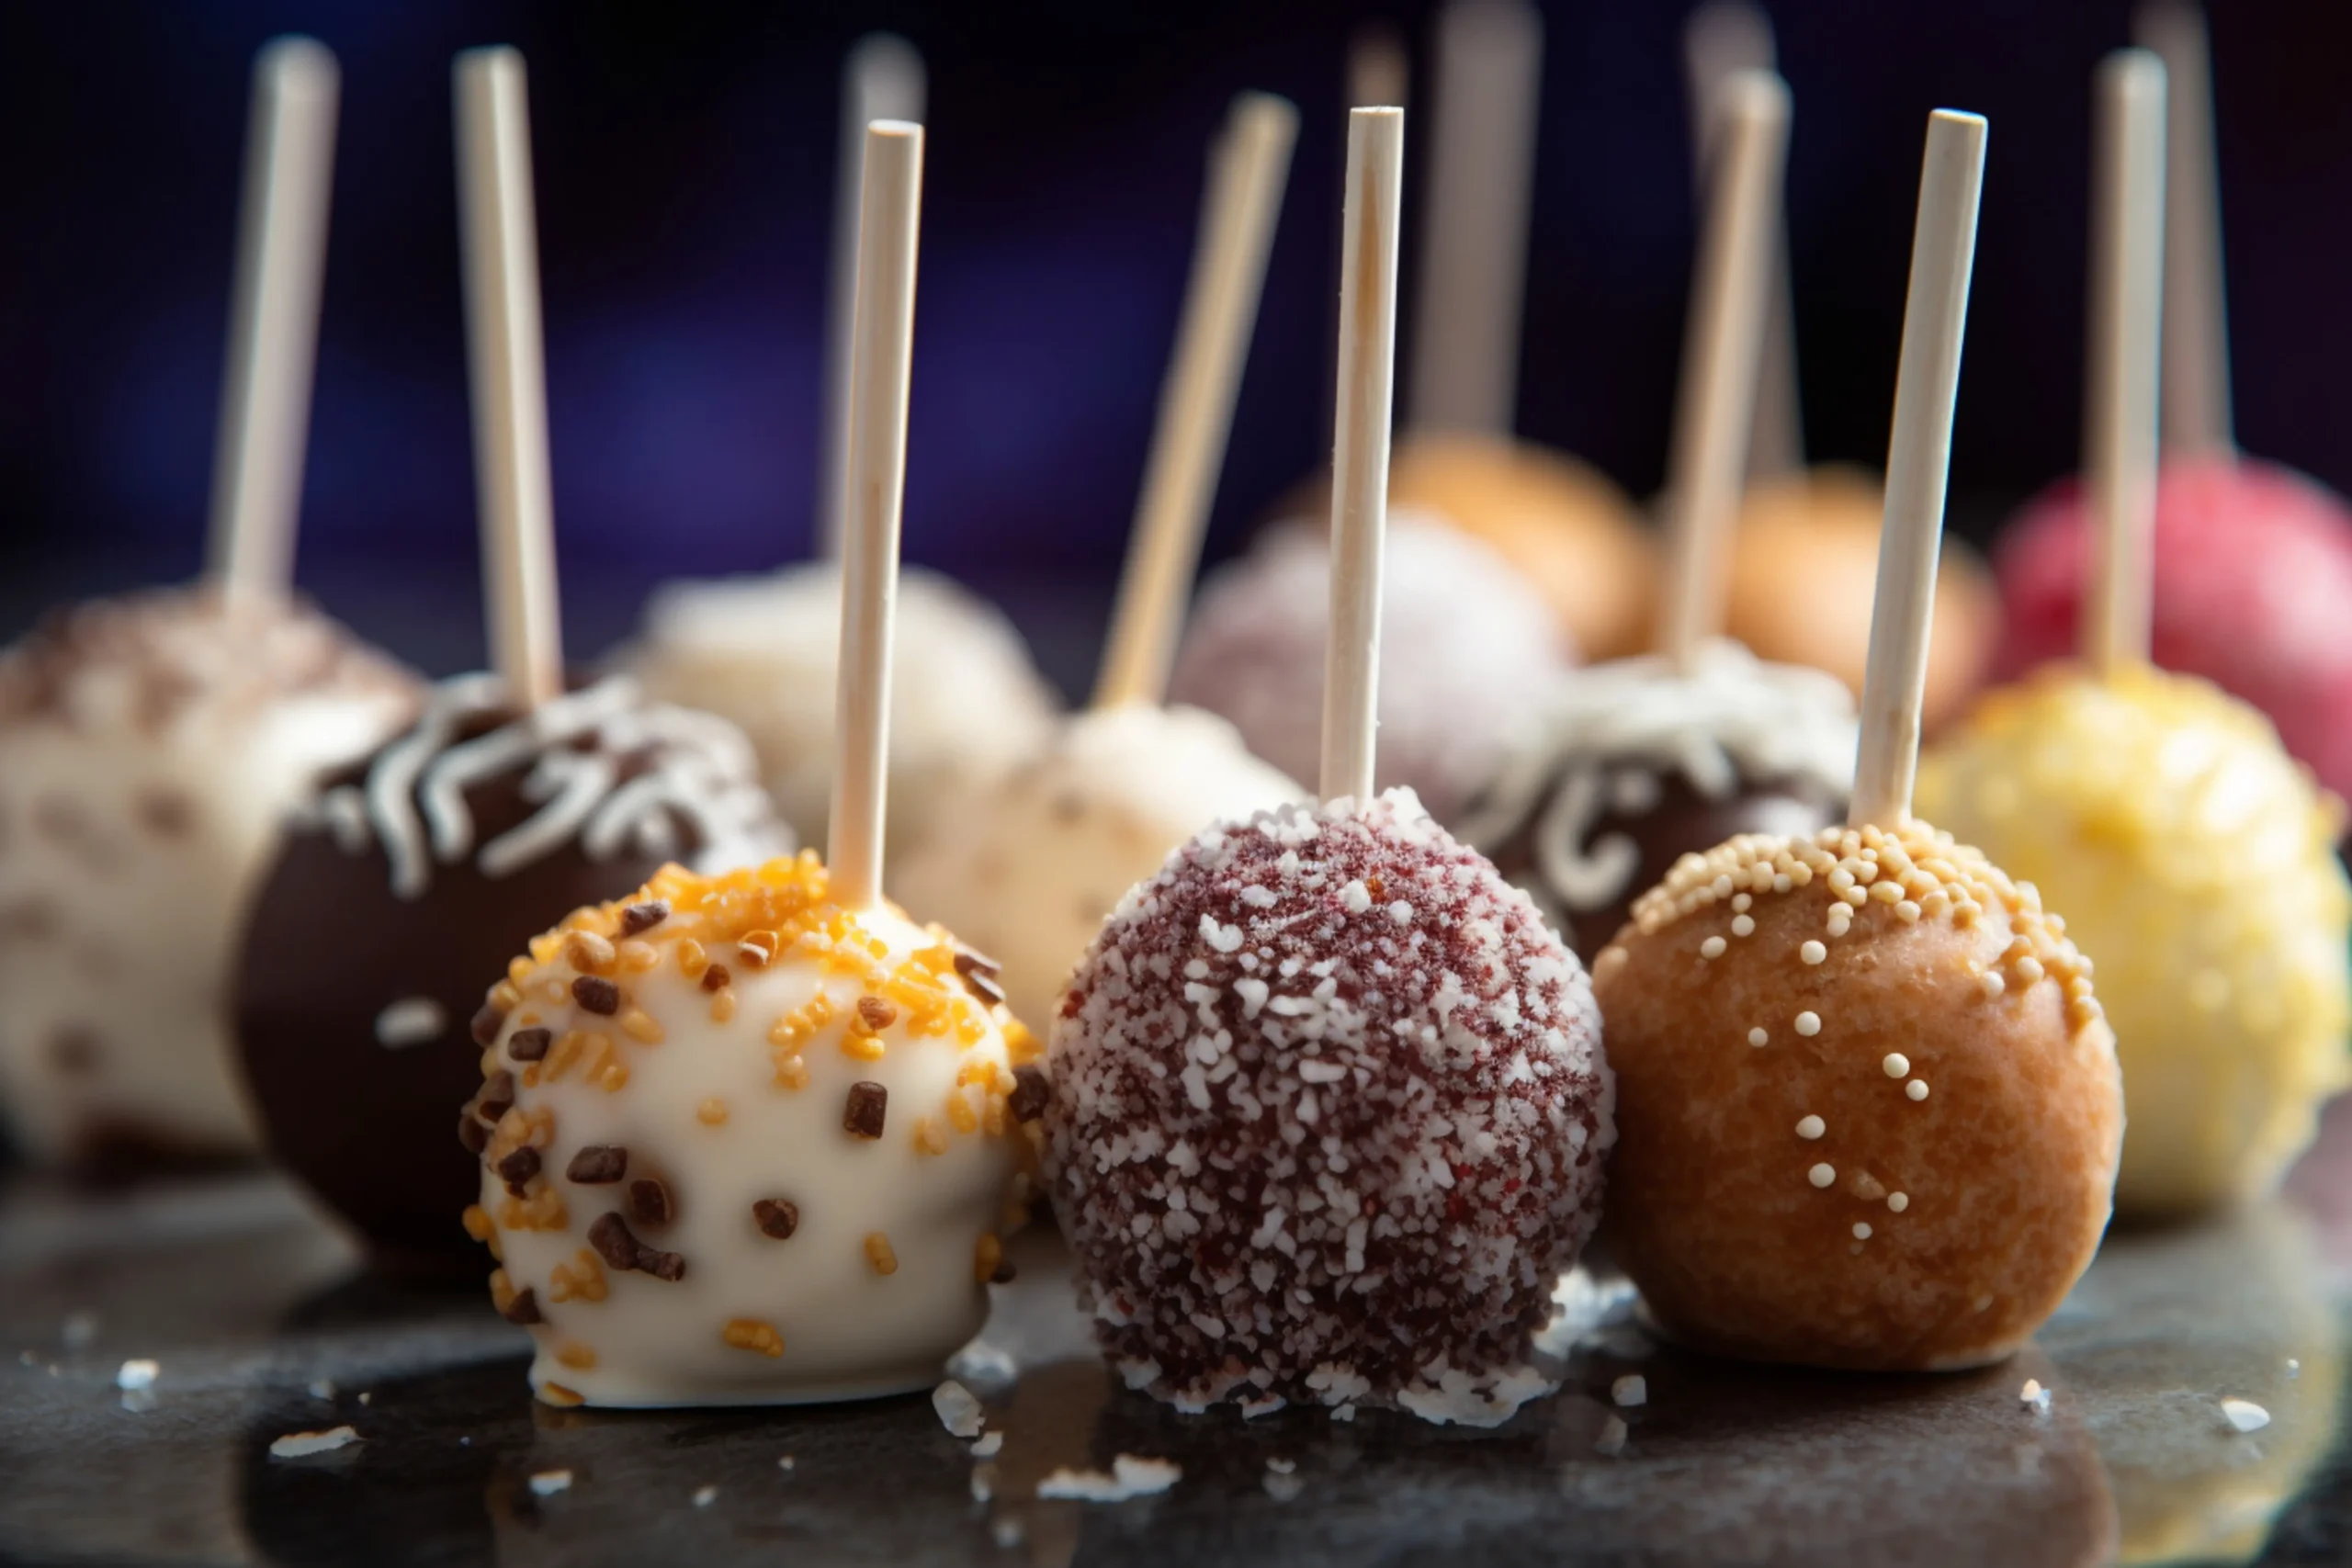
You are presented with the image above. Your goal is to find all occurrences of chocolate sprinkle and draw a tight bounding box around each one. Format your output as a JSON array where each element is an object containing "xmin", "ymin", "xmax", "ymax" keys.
[
  {"xmin": 507, "ymin": 1027, "xmax": 552, "ymax": 1062},
  {"xmin": 1008, "ymin": 1066, "xmax": 1049, "ymax": 1123},
  {"xmin": 629, "ymin": 1178, "xmax": 674, "ymax": 1226},
  {"xmin": 752, "ymin": 1199, "xmax": 800, "ymax": 1239},
  {"xmin": 571, "ymin": 976, "xmax": 620, "ymax": 1016},
  {"xmin": 990, "ymin": 1258, "xmax": 1018, "ymax": 1284},
  {"xmin": 843, "ymin": 1081, "xmax": 888, "ymax": 1139},
  {"xmin": 501, "ymin": 1286, "xmax": 543, "ymax": 1325},
  {"xmin": 620, "ymin": 899, "xmax": 671, "ymax": 936},
  {"xmin": 953, "ymin": 945, "xmax": 1008, "ymax": 1007},
  {"xmin": 588, "ymin": 1212, "xmax": 643, "ymax": 1270},
  {"xmin": 855, "ymin": 995, "xmax": 899, "ymax": 1032},
  {"xmin": 639, "ymin": 1248, "xmax": 687, "ymax": 1282},
  {"xmin": 700, "ymin": 963, "xmax": 730, "ymax": 994},
  {"xmin": 470, "ymin": 1004, "xmax": 508, "ymax": 1047},
  {"xmin": 458, "ymin": 1110, "xmax": 490, "ymax": 1156},
  {"xmin": 495, "ymin": 1146, "xmax": 541, "ymax": 1186},
  {"xmin": 476, "ymin": 1071, "xmax": 516, "ymax": 1122},
  {"xmin": 566, "ymin": 1145, "xmax": 628, "ymax": 1184}
]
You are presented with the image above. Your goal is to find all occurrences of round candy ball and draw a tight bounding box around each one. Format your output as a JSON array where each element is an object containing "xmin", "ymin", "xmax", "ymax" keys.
[
  {"xmin": 1589, "ymin": 819, "xmax": 2122, "ymax": 1371},
  {"xmin": 891, "ymin": 701, "xmax": 1304, "ymax": 1032},
  {"xmin": 0, "ymin": 585, "xmax": 419, "ymax": 1171},
  {"xmin": 627, "ymin": 564, "xmax": 1058, "ymax": 864},
  {"xmin": 1457, "ymin": 638, "xmax": 1855, "ymax": 958},
  {"xmin": 462, "ymin": 852, "xmax": 1044, "ymax": 1408},
  {"xmin": 1046, "ymin": 789, "xmax": 1614, "ymax": 1423},
  {"xmin": 234, "ymin": 673, "xmax": 786, "ymax": 1271},
  {"xmin": 1917, "ymin": 663, "xmax": 2350, "ymax": 1215},
  {"xmin": 1170, "ymin": 513, "xmax": 1572, "ymax": 824},
  {"xmin": 1995, "ymin": 455, "xmax": 2352, "ymax": 799},
  {"xmin": 1724, "ymin": 468, "xmax": 1999, "ymax": 734}
]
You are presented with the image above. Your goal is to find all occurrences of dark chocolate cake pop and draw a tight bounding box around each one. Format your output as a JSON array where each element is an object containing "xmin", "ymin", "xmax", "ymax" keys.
[
  {"xmin": 232, "ymin": 672, "xmax": 786, "ymax": 1270},
  {"xmin": 1454, "ymin": 640, "xmax": 1857, "ymax": 957}
]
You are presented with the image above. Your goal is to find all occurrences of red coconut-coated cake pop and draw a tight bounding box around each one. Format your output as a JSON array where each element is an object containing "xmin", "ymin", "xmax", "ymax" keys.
[
  {"xmin": 1045, "ymin": 789, "xmax": 1614, "ymax": 1424},
  {"xmin": 1995, "ymin": 456, "xmax": 2352, "ymax": 799}
]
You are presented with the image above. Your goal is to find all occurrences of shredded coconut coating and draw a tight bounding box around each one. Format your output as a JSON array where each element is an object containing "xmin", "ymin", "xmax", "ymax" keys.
[{"xmin": 1046, "ymin": 789, "xmax": 1613, "ymax": 1419}]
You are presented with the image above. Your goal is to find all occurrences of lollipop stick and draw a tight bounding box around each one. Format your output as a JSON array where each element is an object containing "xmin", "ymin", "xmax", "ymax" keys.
[
  {"xmin": 1682, "ymin": 2, "xmax": 1803, "ymax": 480},
  {"xmin": 207, "ymin": 38, "xmax": 339, "ymax": 608},
  {"xmin": 1320, "ymin": 107, "xmax": 1406, "ymax": 807},
  {"xmin": 1092, "ymin": 93, "xmax": 1298, "ymax": 711},
  {"xmin": 1659, "ymin": 71, "xmax": 1791, "ymax": 669},
  {"xmin": 1407, "ymin": 0, "xmax": 1540, "ymax": 437},
  {"xmin": 827, "ymin": 122, "xmax": 926, "ymax": 909},
  {"xmin": 1849, "ymin": 110, "xmax": 1987, "ymax": 830},
  {"xmin": 455, "ymin": 48, "xmax": 562, "ymax": 712},
  {"xmin": 2084, "ymin": 51, "xmax": 2168, "ymax": 674},
  {"xmin": 2133, "ymin": 2, "xmax": 2233, "ymax": 456},
  {"xmin": 818, "ymin": 36, "xmax": 926, "ymax": 561}
]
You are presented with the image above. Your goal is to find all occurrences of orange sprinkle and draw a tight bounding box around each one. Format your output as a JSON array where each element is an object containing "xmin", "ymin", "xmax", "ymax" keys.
[
  {"xmin": 865, "ymin": 1233, "xmax": 899, "ymax": 1275},
  {"xmin": 540, "ymin": 1382, "xmax": 585, "ymax": 1407},
  {"xmin": 676, "ymin": 938, "xmax": 709, "ymax": 980},
  {"xmin": 462, "ymin": 1204, "xmax": 495, "ymax": 1243},
  {"xmin": 697, "ymin": 1098, "xmax": 729, "ymax": 1126},
  {"xmin": 913, "ymin": 1117, "xmax": 949, "ymax": 1156},
  {"xmin": 619, "ymin": 1009, "xmax": 664, "ymax": 1044},
  {"xmin": 710, "ymin": 988, "xmax": 738, "ymax": 1024},
  {"xmin": 946, "ymin": 1092, "xmax": 979, "ymax": 1134},
  {"xmin": 555, "ymin": 1341, "xmax": 597, "ymax": 1371},
  {"xmin": 617, "ymin": 939, "xmax": 662, "ymax": 974},
  {"xmin": 489, "ymin": 1268, "xmax": 517, "ymax": 1314},
  {"xmin": 974, "ymin": 1234, "xmax": 1002, "ymax": 1283},
  {"xmin": 722, "ymin": 1318, "xmax": 784, "ymax": 1358}
]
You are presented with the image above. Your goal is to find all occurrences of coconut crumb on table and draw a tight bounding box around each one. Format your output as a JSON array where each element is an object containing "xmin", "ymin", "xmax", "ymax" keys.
[
  {"xmin": 115, "ymin": 1359, "xmax": 158, "ymax": 1391},
  {"xmin": 692, "ymin": 1484, "xmax": 718, "ymax": 1506},
  {"xmin": 529, "ymin": 1470, "xmax": 573, "ymax": 1496},
  {"xmin": 932, "ymin": 1379, "xmax": 985, "ymax": 1438},
  {"xmin": 1611, "ymin": 1374, "xmax": 1647, "ymax": 1408},
  {"xmin": 971, "ymin": 1431, "xmax": 1003, "ymax": 1459},
  {"xmin": 1035, "ymin": 1455, "xmax": 1182, "ymax": 1502},
  {"xmin": 269, "ymin": 1426, "xmax": 360, "ymax": 1460},
  {"xmin": 2222, "ymin": 1398, "xmax": 2271, "ymax": 1433},
  {"xmin": 2019, "ymin": 1378, "xmax": 2051, "ymax": 1415}
]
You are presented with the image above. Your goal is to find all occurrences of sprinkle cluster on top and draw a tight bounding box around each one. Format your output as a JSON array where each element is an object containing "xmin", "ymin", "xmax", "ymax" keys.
[
  {"xmin": 1046, "ymin": 790, "xmax": 1613, "ymax": 1424},
  {"xmin": 459, "ymin": 852, "xmax": 1044, "ymax": 1399}
]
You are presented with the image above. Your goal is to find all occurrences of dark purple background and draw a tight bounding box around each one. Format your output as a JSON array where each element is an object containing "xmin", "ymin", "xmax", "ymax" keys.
[{"xmin": 2, "ymin": 1, "xmax": 2348, "ymax": 690}]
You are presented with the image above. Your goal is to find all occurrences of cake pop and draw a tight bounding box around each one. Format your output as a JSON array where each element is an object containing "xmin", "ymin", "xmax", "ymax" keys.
[
  {"xmin": 1990, "ymin": 6, "xmax": 2352, "ymax": 797},
  {"xmin": 234, "ymin": 49, "xmax": 786, "ymax": 1269},
  {"xmin": 467, "ymin": 116, "xmax": 1038, "ymax": 1406},
  {"xmin": 1594, "ymin": 109, "xmax": 2123, "ymax": 1371},
  {"xmin": 0, "ymin": 40, "xmax": 423, "ymax": 1171},
  {"xmin": 1048, "ymin": 111, "xmax": 1613, "ymax": 1425},
  {"xmin": 1169, "ymin": 511, "xmax": 1566, "ymax": 823},
  {"xmin": 1918, "ymin": 54, "xmax": 2349, "ymax": 1216},
  {"xmin": 897, "ymin": 95, "xmax": 1306, "ymax": 1032},
  {"xmin": 1461, "ymin": 70, "xmax": 1850, "ymax": 956}
]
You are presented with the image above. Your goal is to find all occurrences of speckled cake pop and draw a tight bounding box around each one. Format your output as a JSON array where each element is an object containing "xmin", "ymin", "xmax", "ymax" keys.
[
  {"xmin": 1046, "ymin": 789, "xmax": 1612, "ymax": 1419},
  {"xmin": 0, "ymin": 587, "xmax": 418, "ymax": 1170},
  {"xmin": 1457, "ymin": 638, "xmax": 1855, "ymax": 958},
  {"xmin": 234, "ymin": 673, "xmax": 786, "ymax": 1268},
  {"xmin": 1169, "ymin": 513, "xmax": 1571, "ymax": 823},
  {"xmin": 892, "ymin": 703, "xmax": 1302, "ymax": 1032},
  {"xmin": 461, "ymin": 852, "xmax": 1041, "ymax": 1406}
]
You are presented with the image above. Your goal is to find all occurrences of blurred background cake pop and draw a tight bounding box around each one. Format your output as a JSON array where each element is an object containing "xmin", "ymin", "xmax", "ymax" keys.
[
  {"xmin": 1682, "ymin": 4, "xmax": 1998, "ymax": 732},
  {"xmin": 0, "ymin": 39, "xmax": 422, "ymax": 1173},
  {"xmin": 233, "ymin": 50, "xmax": 787, "ymax": 1270},
  {"xmin": 1460, "ymin": 68, "xmax": 1854, "ymax": 957},
  {"xmin": 624, "ymin": 37, "xmax": 1057, "ymax": 863},
  {"xmin": 1991, "ymin": 4, "xmax": 2352, "ymax": 799},
  {"xmin": 897, "ymin": 92, "xmax": 1305, "ymax": 1032},
  {"xmin": 1918, "ymin": 53, "xmax": 2348, "ymax": 1216}
]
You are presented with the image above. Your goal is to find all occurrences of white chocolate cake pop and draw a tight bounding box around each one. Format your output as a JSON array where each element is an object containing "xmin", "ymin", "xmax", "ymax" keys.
[
  {"xmin": 1169, "ymin": 512, "xmax": 1571, "ymax": 823},
  {"xmin": 628, "ymin": 565, "xmax": 1058, "ymax": 863},
  {"xmin": 892, "ymin": 703, "xmax": 1304, "ymax": 1032},
  {"xmin": 0, "ymin": 586, "xmax": 419, "ymax": 1168},
  {"xmin": 463, "ymin": 852, "xmax": 1043, "ymax": 1405}
]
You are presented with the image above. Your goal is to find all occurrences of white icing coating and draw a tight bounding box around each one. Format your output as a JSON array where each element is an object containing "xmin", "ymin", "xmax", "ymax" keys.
[
  {"xmin": 1455, "ymin": 639, "xmax": 1858, "ymax": 915},
  {"xmin": 373, "ymin": 998, "xmax": 447, "ymax": 1049},
  {"xmin": 320, "ymin": 674, "xmax": 781, "ymax": 900},
  {"xmin": 890, "ymin": 703, "xmax": 1305, "ymax": 1032}
]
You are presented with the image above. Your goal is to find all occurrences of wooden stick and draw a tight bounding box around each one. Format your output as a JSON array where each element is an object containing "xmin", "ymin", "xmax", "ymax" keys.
[
  {"xmin": 207, "ymin": 38, "xmax": 339, "ymax": 609},
  {"xmin": 1406, "ymin": 0, "xmax": 1541, "ymax": 437},
  {"xmin": 827, "ymin": 122, "xmax": 925, "ymax": 908},
  {"xmin": 818, "ymin": 36, "xmax": 925, "ymax": 561},
  {"xmin": 455, "ymin": 48, "xmax": 563, "ymax": 713},
  {"xmin": 1681, "ymin": 2, "xmax": 1804, "ymax": 481},
  {"xmin": 1320, "ymin": 108, "xmax": 1406, "ymax": 807},
  {"xmin": 2133, "ymin": 1, "xmax": 2233, "ymax": 456},
  {"xmin": 1849, "ymin": 110, "xmax": 1987, "ymax": 830},
  {"xmin": 1092, "ymin": 94, "xmax": 1298, "ymax": 711},
  {"xmin": 2084, "ymin": 51, "xmax": 2168, "ymax": 674},
  {"xmin": 1659, "ymin": 71, "xmax": 1792, "ymax": 669}
]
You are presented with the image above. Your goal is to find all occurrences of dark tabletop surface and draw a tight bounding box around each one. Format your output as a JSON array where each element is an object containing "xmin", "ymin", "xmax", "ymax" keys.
[{"xmin": 6, "ymin": 1095, "xmax": 2352, "ymax": 1568}]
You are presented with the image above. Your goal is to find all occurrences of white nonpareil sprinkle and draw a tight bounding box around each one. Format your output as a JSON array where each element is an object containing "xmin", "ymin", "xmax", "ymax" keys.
[
  {"xmin": 1906, "ymin": 1079, "xmax": 1930, "ymax": 1101},
  {"xmin": 269, "ymin": 1425, "xmax": 361, "ymax": 1460},
  {"xmin": 1800, "ymin": 941, "xmax": 1826, "ymax": 965},
  {"xmin": 1731, "ymin": 915, "xmax": 1756, "ymax": 937},
  {"xmin": 529, "ymin": 1470, "xmax": 573, "ymax": 1496},
  {"xmin": 1701, "ymin": 936, "xmax": 1726, "ymax": 959},
  {"xmin": 971, "ymin": 1430, "xmax": 1004, "ymax": 1459},
  {"xmin": 1794, "ymin": 1011, "xmax": 1821, "ymax": 1037},
  {"xmin": 1595, "ymin": 1415, "xmax": 1629, "ymax": 1456},
  {"xmin": 1887, "ymin": 1192, "xmax": 1909, "ymax": 1213},
  {"xmin": 1795, "ymin": 1115, "xmax": 1825, "ymax": 1141},
  {"xmin": 373, "ymin": 997, "xmax": 448, "ymax": 1049},
  {"xmin": 115, "ymin": 1359, "xmax": 158, "ymax": 1391},
  {"xmin": 693, "ymin": 1485, "xmax": 718, "ymax": 1506},
  {"xmin": 777, "ymin": 1455, "xmax": 797, "ymax": 1471},
  {"xmin": 2019, "ymin": 1379, "xmax": 2051, "ymax": 1415},
  {"xmin": 1611, "ymin": 1374, "xmax": 1647, "ymax": 1407},
  {"xmin": 1036, "ymin": 1454, "xmax": 1183, "ymax": 1501},
  {"xmin": 931, "ymin": 1380, "xmax": 985, "ymax": 1438},
  {"xmin": 1883, "ymin": 1053, "xmax": 1910, "ymax": 1077},
  {"xmin": 1747, "ymin": 1027, "xmax": 1769, "ymax": 1047},
  {"xmin": 1851, "ymin": 1223, "xmax": 1872, "ymax": 1240},
  {"xmin": 1808, "ymin": 1163, "xmax": 1836, "ymax": 1189},
  {"xmin": 2222, "ymin": 1398, "xmax": 2272, "ymax": 1433}
]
